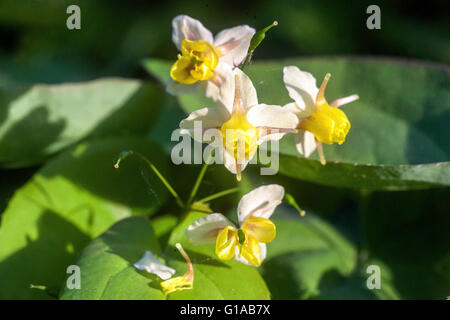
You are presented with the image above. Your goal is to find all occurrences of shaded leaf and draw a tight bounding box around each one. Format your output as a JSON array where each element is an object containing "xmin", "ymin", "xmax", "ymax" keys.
[
  {"xmin": 0, "ymin": 78, "xmax": 163, "ymax": 168},
  {"xmin": 143, "ymin": 57, "xmax": 450, "ymax": 190},
  {"xmin": 60, "ymin": 217, "xmax": 165, "ymax": 300},
  {"xmin": 0, "ymin": 136, "xmax": 169, "ymax": 299},
  {"xmin": 163, "ymin": 211, "xmax": 271, "ymax": 300}
]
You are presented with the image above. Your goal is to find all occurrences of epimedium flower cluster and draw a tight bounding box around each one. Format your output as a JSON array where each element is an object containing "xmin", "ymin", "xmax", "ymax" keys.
[
  {"xmin": 127, "ymin": 15, "xmax": 360, "ymax": 296},
  {"xmin": 169, "ymin": 15, "xmax": 359, "ymax": 180},
  {"xmin": 186, "ymin": 185, "xmax": 284, "ymax": 266}
]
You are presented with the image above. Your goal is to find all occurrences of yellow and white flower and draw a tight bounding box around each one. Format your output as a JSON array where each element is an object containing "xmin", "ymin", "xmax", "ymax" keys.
[
  {"xmin": 283, "ymin": 66, "xmax": 359, "ymax": 164},
  {"xmin": 169, "ymin": 15, "xmax": 255, "ymax": 100},
  {"xmin": 185, "ymin": 184, "xmax": 284, "ymax": 266},
  {"xmin": 134, "ymin": 243, "xmax": 194, "ymax": 295},
  {"xmin": 179, "ymin": 68, "xmax": 298, "ymax": 180}
]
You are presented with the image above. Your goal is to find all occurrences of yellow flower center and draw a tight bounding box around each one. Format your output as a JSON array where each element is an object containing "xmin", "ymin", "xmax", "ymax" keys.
[
  {"xmin": 215, "ymin": 217, "xmax": 276, "ymax": 266},
  {"xmin": 170, "ymin": 39, "xmax": 220, "ymax": 84},
  {"xmin": 300, "ymin": 102, "xmax": 350, "ymax": 144},
  {"xmin": 220, "ymin": 113, "xmax": 259, "ymax": 161}
]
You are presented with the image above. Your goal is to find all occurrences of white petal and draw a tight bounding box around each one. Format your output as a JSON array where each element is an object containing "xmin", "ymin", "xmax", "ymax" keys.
[
  {"xmin": 172, "ymin": 15, "xmax": 214, "ymax": 50},
  {"xmin": 219, "ymin": 68, "xmax": 258, "ymax": 113},
  {"xmin": 166, "ymin": 78, "xmax": 200, "ymax": 96},
  {"xmin": 234, "ymin": 243, "xmax": 267, "ymax": 266},
  {"xmin": 222, "ymin": 147, "xmax": 253, "ymax": 175},
  {"xmin": 295, "ymin": 130, "xmax": 317, "ymax": 157},
  {"xmin": 246, "ymin": 104, "xmax": 299, "ymax": 143},
  {"xmin": 200, "ymin": 62, "xmax": 233, "ymax": 102},
  {"xmin": 237, "ymin": 184, "xmax": 284, "ymax": 224},
  {"xmin": 179, "ymin": 106, "xmax": 229, "ymax": 142},
  {"xmin": 283, "ymin": 101, "xmax": 314, "ymax": 119},
  {"xmin": 214, "ymin": 25, "xmax": 255, "ymax": 66},
  {"xmin": 283, "ymin": 66, "xmax": 318, "ymax": 113},
  {"xmin": 185, "ymin": 213, "xmax": 234, "ymax": 245},
  {"xmin": 134, "ymin": 251, "xmax": 176, "ymax": 280}
]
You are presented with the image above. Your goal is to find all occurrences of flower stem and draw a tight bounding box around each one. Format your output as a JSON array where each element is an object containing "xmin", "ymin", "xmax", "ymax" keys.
[
  {"xmin": 240, "ymin": 21, "xmax": 278, "ymax": 70},
  {"xmin": 187, "ymin": 149, "xmax": 214, "ymax": 207},
  {"xmin": 114, "ymin": 150, "xmax": 184, "ymax": 208},
  {"xmin": 197, "ymin": 187, "xmax": 240, "ymax": 204}
]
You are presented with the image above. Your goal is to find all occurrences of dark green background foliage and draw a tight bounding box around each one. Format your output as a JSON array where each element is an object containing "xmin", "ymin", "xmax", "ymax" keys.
[{"xmin": 0, "ymin": 0, "xmax": 448, "ymax": 300}]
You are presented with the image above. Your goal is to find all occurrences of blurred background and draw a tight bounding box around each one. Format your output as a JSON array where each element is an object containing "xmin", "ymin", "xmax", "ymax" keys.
[
  {"xmin": 0, "ymin": 0, "xmax": 449, "ymax": 300},
  {"xmin": 0, "ymin": 0, "xmax": 448, "ymax": 85}
]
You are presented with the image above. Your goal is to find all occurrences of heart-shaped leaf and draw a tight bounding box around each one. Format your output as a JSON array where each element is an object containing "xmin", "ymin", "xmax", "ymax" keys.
[
  {"xmin": 61, "ymin": 212, "xmax": 270, "ymax": 300},
  {"xmin": 0, "ymin": 136, "xmax": 169, "ymax": 299},
  {"xmin": 0, "ymin": 78, "xmax": 163, "ymax": 168},
  {"xmin": 142, "ymin": 57, "xmax": 450, "ymax": 190},
  {"xmin": 60, "ymin": 217, "xmax": 165, "ymax": 300}
]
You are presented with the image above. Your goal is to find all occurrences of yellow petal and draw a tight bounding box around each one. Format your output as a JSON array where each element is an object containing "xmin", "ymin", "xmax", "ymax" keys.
[
  {"xmin": 240, "ymin": 233, "xmax": 261, "ymax": 266},
  {"xmin": 241, "ymin": 217, "xmax": 276, "ymax": 243},
  {"xmin": 170, "ymin": 55, "xmax": 198, "ymax": 84},
  {"xmin": 160, "ymin": 243, "xmax": 194, "ymax": 295},
  {"xmin": 190, "ymin": 63, "xmax": 214, "ymax": 81},
  {"xmin": 181, "ymin": 39, "xmax": 219, "ymax": 70},
  {"xmin": 301, "ymin": 103, "xmax": 350, "ymax": 145},
  {"xmin": 215, "ymin": 226, "xmax": 238, "ymax": 260}
]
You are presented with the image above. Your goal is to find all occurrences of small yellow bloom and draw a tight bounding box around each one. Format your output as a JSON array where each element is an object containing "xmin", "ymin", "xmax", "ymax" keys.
[
  {"xmin": 169, "ymin": 15, "xmax": 256, "ymax": 100},
  {"xmin": 283, "ymin": 66, "xmax": 359, "ymax": 163},
  {"xmin": 300, "ymin": 102, "xmax": 350, "ymax": 145},
  {"xmin": 160, "ymin": 243, "xmax": 194, "ymax": 295},
  {"xmin": 170, "ymin": 40, "xmax": 220, "ymax": 84},
  {"xmin": 214, "ymin": 217, "xmax": 276, "ymax": 266},
  {"xmin": 186, "ymin": 185, "xmax": 285, "ymax": 266}
]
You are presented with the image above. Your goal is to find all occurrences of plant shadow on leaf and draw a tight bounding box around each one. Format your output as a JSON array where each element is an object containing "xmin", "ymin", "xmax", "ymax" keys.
[
  {"xmin": 0, "ymin": 138, "xmax": 170, "ymax": 299},
  {"xmin": 37, "ymin": 137, "xmax": 169, "ymax": 211},
  {"xmin": 165, "ymin": 244, "xmax": 230, "ymax": 268},
  {"xmin": 0, "ymin": 80, "xmax": 164, "ymax": 168},
  {"xmin": 59, "ymin": 217, "xmax": 166, "ymax": 300},
  {"xmin": 0, "ymin": 106, "xmax": 65, "ymax": 167},
  {"xmin": 0, "ymin": 210, "xmax": 91, "ymax": 299}
]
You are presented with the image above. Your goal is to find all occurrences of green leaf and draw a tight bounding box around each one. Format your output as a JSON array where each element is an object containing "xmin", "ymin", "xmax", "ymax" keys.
[
  {"xmin": 261, "ymin": 206, "xmax": 358, "ymax": 299},
  {"xmin": 0, "ymin": 136, "xmax": 169, "ymax": 299},
  {"xmin": 152, "ymin": 214, "xmax": 179, "ymax": 249},
  {"xmin": 60, "ymin": 217, "xmax": 165, "ymax": 300},
  {"xmin": 163, "ymin": 211, "xmax": 271, "ymax": 300},
  {"xmin": 61, "ymin": 212, "xmax": 270, "ymax": 300},
  {"xmin": 311, "ymin": 260, "xmax": 400, "ymax": 300},
  {"xmin": 142, "ymin": 57, "xmax": 450, "ymax": 190},
  {"xmin": 0, "ymin": 78, "xmax": 163, "ymax": 168},
  {"xmin": 363, "ymin": 188, "xmax": 450, "ymax": 299}
]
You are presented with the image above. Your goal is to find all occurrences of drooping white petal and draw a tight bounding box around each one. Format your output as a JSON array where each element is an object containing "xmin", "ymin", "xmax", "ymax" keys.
[
  {"xmin": 214, "ymin": 25, "xmax": 255, "ymax": 66},
  {"xmin": 172, "ymin": 15, "xmax": 214, "ymax": 50},
  {"xmin": 219, "ymin": 68, "xmax": 258, "ymax": 113},
  {"xmin": 167, "ymin": 78, "xmax": 200, "ymax": 96},
  {"xmin": 246, "ymin": 104, "xmax": 299, "ymax": 143},
  {"xmin": 283, "ymin": 66, "xmax": 318, "ymax": 113},
  {"xmin": 295, "ymin": 130, "xmax": 317, "ymax": 157},
  {"xmin": 234, "ymin": 243, "xmax": 267, "ymax": 266},
  {"xmin": 237, "ymin": 184, "xmax": 284, "ymax": 224},
  {"xmin": 134, "ymin": 251, "xmax": 176, "ymax": 280},
  {"xmin": 185, "ymin": 213, "xmax": 234, "ymax": 245}
]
